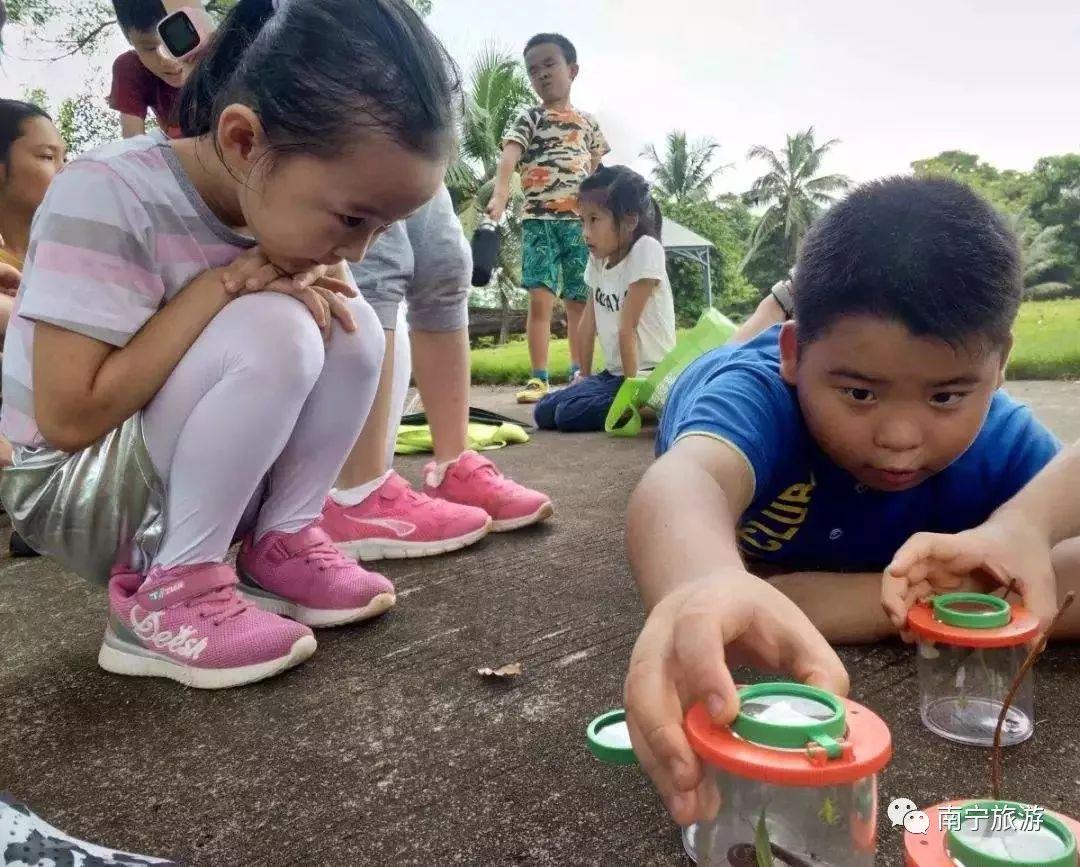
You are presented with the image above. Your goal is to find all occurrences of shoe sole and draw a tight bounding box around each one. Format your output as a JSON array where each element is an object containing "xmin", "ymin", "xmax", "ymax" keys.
[
  {"xmin": 334, "ymin": 520, "xmax": 491, "ymax": 562},
  {"xmin": 236, "ymin": 579, "xmax": 397, "ymax": 628},
  {"xmin": 97, "ymin": 630, "xmax": 316, "ymax": 690},
  {"xmin": 490, "ymin": 501, "xmax": 555, "ymax": 532}
]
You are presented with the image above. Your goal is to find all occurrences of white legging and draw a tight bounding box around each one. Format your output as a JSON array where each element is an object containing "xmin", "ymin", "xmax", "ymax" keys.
[
  {"xmin": 384, "ymin": 301, "xmax": 412, "ymax": 467},
  {"xmin": 143, "ymin": 293, "xmax": 385, "ymax": 568}
]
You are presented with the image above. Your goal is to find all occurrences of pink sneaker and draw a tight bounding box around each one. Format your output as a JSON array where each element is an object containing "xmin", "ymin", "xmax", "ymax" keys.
[
  {"xmin": 322, "ymin": 472, "xmax": 491, "ymax": 561},
  {"xmin": 100, "ymin": 563, "xmax": 316, "ymax": 690},
  {"xmin": 237, "ymin": 523, "xmax": 395, "ymax": 627},
  {"xmin": 423, "ymin": 451, "xmax": 554, "ymax": 533}
]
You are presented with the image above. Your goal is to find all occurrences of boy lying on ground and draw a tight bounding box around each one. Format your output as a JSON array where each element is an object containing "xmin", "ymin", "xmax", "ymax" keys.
[{"xmin": 622, "ymin": 176, "xmax": 1064, "ymax": 825}]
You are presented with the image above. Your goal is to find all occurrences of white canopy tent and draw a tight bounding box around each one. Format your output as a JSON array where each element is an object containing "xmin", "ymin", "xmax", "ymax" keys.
[{"xmin": 661, "ymin": 217, "xmax": 715, "ymax": 308}]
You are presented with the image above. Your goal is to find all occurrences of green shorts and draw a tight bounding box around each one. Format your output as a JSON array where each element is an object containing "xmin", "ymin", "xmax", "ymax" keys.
[{"xmin": 521, "ymin": 218, "xmax": 589, "ymax": 303}]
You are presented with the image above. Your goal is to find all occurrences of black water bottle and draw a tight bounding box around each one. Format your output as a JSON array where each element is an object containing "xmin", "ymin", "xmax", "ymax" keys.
[{"xmin": 471, "ymin": 218, "xmax": 501, "ymax": 287}]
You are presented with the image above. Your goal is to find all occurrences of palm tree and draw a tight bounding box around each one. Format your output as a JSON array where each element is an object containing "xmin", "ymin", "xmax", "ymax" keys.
[
  {"xmin": 1003, "ymin": 212, "xmax": 1070, "ymax": 298},
  {"xmin": 446, "ymin": 45, "xmax": 534, "ymax": 343},
  {"xmin": 642, "ymin": 131, "xmax": 725, "ymax": 203},
  {"xmin": 741, "ymin": 127, "xmax": 850, "ymax": 272}
]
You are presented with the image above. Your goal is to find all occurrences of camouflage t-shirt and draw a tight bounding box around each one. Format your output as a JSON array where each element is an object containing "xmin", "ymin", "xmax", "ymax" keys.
[{"xmin": 505, "ymin": 105, "xmax": 609, "ymax": 220}]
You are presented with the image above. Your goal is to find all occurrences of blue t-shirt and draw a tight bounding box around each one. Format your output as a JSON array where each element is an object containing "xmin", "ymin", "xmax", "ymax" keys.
[{"xmin": 657, "ymin": 326, "xmax": 1061, "ymax": 572}]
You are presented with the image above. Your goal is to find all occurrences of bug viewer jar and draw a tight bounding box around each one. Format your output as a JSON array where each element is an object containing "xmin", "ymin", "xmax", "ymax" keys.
[
  {"xmin": 905, "ymin": 800, "xmax": 1080, "ymax": 866},
  {"xmin": 906, "ymin": 592, "xmax": 1040, "ymax": 747},
  {"xmin": 682, "ymin": 682, "xmax": 892, "ymax": 866}
]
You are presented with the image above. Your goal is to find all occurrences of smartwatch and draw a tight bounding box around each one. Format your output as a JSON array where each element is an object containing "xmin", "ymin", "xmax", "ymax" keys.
[{"xmin": 157, "ymin": 6, "xmax": 215, "ymax": 61}]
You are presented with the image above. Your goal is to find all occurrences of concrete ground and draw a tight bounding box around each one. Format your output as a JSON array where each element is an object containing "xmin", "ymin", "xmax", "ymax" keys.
[{"xmin": 1, "ymin": 381, "xmax": 1078, "ymax": 866}]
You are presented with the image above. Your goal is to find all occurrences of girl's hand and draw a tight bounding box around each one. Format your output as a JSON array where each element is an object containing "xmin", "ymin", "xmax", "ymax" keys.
[
  {"xmin": 220, "ymin": 248, "xmax": 357, "ymax": 339},
  {"xmin": 284, "ymin": 277, "xmax": 357, "ymax": 340},
  {"xmin": 221, "ymin": 247, "xmax": 331, "ymax": 296}
]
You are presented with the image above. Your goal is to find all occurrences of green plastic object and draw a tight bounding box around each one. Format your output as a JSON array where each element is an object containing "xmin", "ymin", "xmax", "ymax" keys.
[
  {"xmin": 945, "ymin": 800, "xmax": 1077, "ymax": 867},
  {"xmin": 604, "ymin": 377, "xmax": 648, "ymax": 438},
  {"xmin": 933, "ymin": 592, "xmax": 1012, "ymax": 630},
  {"xmin": 732, "ymin": 682, "xmax": 847, "ymax": 759},
  {"xmin": 604, "ymin": 307, "xmax": 736, "ymax": 437},
  {"xmin": 586, "ymin": 708, "xmax": 637, "ymax": 765}
]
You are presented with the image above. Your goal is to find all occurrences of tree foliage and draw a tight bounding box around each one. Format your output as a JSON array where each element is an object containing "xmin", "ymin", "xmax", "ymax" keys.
[
  {"xmin": 11, "ymin": 0, "xmax": 235, "ymax": 58},
  {"xmin": 911, "ymin": 150, "xmax": 1034, "ymax": 214},
  {"xmin": 57, "ymin": 85, "xmax": 120, "ymax": 155},
  {"xmin": 913, "ymin": 150, "xmax": 1079, "ymax": 291},
  {"xmin": 659, "ymin": 197, "xmax": 758, "ymax": 324},
  {"xmin": 742, "ymin": 127, "xmax": 849, "ymax": 274},
  {"xmin": 642, "ymin": 130, "xmax": 726, "ymax": 203}
]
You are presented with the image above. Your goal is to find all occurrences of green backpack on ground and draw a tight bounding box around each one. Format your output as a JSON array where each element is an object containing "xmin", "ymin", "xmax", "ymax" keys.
[{"xmin": 604, "ymin": 308, "xmax": 737, "ymax": 438}]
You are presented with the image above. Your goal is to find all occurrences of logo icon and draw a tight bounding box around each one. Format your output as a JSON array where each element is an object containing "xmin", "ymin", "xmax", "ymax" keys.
[
  {"xmin": 355, "ymin": 518, "xmax": 416, "ymax": 538},
  {"xmin": 888, "ymin": 797, "xmax": 919, "ymax": 828},
  {"xmin": 904, "ymin": 810, "xmax": 931, "ymax": 835}
]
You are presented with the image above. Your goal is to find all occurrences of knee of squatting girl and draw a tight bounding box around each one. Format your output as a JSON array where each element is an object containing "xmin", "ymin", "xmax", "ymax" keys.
[{"xmin": 0, "ymin": 0, "xmax": 460, "ymax": 690}]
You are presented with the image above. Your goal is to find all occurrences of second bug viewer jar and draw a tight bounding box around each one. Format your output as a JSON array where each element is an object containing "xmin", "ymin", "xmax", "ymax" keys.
[{"xmin": 906, "ymin": 592, "xmax": 1040, "ymax": 747}]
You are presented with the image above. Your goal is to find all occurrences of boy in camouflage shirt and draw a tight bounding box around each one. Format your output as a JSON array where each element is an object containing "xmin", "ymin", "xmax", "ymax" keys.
[{"xmin": 488, "ymin": 32, "xmax": 609, "ymax": 403}]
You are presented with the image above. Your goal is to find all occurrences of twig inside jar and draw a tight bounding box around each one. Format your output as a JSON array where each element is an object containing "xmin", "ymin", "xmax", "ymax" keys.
[{"xmin": 726, "ymin": 842, "xmax": 815, "ymax": 866}]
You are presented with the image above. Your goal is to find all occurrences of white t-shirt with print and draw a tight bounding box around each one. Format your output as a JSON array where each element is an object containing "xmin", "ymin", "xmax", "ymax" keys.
[{"xmin": 585, "ymin": 235, "xmax": 676, "ymax": 376}]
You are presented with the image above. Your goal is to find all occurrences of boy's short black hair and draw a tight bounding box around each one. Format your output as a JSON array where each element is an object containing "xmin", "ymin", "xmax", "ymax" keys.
[
  {"xmin": 794, "ymin": 176, "xmax": 1021, "ymax": 350},
  {"xmin": 524, "ymin": 33, "xmax": 577, "ymax": 65},
  {"xmin": 112, "ymin": 0, "xmax": 166, "ymax": 36}
]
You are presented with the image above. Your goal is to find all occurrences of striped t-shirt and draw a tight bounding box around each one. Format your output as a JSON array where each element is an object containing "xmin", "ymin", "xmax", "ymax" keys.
[{"xmin": 1, "ymin": 133, "xmax": 258, "ymax": 448}]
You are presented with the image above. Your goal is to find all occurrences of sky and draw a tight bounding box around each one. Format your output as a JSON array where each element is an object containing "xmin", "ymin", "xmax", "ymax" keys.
[{"xmin": 3, "ymin": 0, "xmax": 1078, "ymax": 195}]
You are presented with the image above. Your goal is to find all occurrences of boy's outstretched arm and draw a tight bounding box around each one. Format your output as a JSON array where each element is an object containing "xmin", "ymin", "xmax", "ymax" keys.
[
  {"xmin": 625, "ymin": 436, "xmax": 848, "ymax": 826},
  {"xmin": 756, "ymin": 568, "xmax": 898, "ymax": 643},
  {"xmin": 884, "ymin": 441, "xmax": 1080, "ymax": 631},
  {"xmin": 486, "ymin": 142, "xmax": 523, "ymax": 222}
]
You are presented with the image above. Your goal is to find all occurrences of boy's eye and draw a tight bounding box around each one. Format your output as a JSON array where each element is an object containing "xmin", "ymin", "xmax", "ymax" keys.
[
  {"xmin": 340, "ymin": 214, "xmax": 366, "ymax": 229},
  {"xmin": 930, "ymin": 391, "xmax": 966, "ymax": 407},
  {"xmin": 842, "ymin": 387, "xmax": 876, "ymax": 403}
]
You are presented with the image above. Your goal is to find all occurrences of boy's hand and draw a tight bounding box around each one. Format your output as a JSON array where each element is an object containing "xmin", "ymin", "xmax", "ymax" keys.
[
  {"xmin": 485, "ymin": 194, "xmax": 508, "ymax": 222},
  {"xmin": 883, "ymin": 515, "xmax": 1058, "ymax": 632},
  {"xmin": 220, "ymin": 248, "xmax": 358, "ymax": 340},
  {"xmin": 624, "ymin": 573, "xmax": 849, "ymax": 827}
]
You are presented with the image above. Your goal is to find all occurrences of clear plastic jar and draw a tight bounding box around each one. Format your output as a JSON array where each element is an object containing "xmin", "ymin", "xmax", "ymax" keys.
[
  {"xmin": 683, "ymin": 683, "xmax": 890, "ymax": 866},
  {"xmin": 905, "ymin": 800, "xmax": 1080, "ymax": 867},
  {"xmin": 907, "ymin": 593, "xmax": 1040, "ymax": 747}
]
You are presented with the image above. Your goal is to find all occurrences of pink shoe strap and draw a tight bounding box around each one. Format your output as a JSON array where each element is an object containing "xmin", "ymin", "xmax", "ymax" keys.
[
  {"xmin": 448, "ymin": 450, "xmax": 498, "ymax": 481},
  {"xmin": 269, "ymin": 524, "xmax": 352, "ymax": 568},
  {"xmin": 135, "ymin": 564, "xmax": 238, "ymax": 611}
]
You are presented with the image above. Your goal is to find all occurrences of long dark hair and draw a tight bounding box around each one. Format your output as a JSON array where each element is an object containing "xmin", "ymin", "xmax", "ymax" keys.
[
  {"xmin": 178, "ymin": 0, "xmax": 460, "ymax": 162},
  {"xmin": 0, "ymin": 99, "xmax": 52, "ymax": 168},
  {"xmin": 579, "ymin": 165, "xmax": 663, "ymax": 251}
]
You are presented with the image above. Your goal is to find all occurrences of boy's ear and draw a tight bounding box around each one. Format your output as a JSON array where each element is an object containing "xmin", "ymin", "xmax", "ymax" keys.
[
  {"xmin": 569, "ymin": 62, "xmax": 579, "ymax": 81},
  {"xmin": 996, "ymin": 334, "xmax": 1014, "ymax": 388},
  {"xmin": 779, "ymin": 321, "xmax": 800, "ymax": 385}
]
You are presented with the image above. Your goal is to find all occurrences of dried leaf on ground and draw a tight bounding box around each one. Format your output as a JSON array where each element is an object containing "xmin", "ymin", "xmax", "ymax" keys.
[{"xmin": 476, "ymin": 662, "xmax": 523, "ymax": 678}]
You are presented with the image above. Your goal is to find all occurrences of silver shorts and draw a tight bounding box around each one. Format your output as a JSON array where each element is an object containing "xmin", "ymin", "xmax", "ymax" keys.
[{"xmin": 0, "ymin": 412, "xmax": 165, "ymax": 585}]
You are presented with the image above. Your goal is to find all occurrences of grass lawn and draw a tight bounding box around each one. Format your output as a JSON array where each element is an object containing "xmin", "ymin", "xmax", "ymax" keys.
[
  {"xmin": 1009, "ymin": 299, "xmax": 1080, "ymax": 379},
  {"xmin": 471, "ymin": 298, "xmax": 1080, "ymax": 385}
]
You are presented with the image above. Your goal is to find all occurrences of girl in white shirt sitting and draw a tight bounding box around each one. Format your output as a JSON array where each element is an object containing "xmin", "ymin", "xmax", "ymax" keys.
[{"xmin": 535, "ymin": 165, "xmax": 676, "ymax": 431}]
